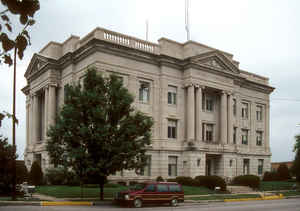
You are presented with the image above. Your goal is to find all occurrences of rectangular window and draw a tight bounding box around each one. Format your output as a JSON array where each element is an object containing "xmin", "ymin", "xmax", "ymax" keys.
[
  {"xmin": 233, "ymin": 99, "xmax": 237, "ymax": 116},
  {"xmin": 140, "ymin": 155, "xmax": 151, "ymax": 176},
  {"xmin": 243, "ymin": 159, "xmax": 250, "ymax": 175},
  {"xmin": 256, "ymin": 105, "xmax": 263, "ymax": 121},
  {"xmin": 205, "ymin": 124, "xmax": 213, "ymax": 142},
  {"xmin": 168, "ymin": 156, "xmax": 178, "ymax": 177},
  {"xmin": 233, "ymin": 127, "xmax": 237, "ymax": 144},
  {"xmin": 256, "ymin": 131, "xmax": 263, "ymax": 146},
  {"xmin": 202, "ymin": 93, "xmax": 214, "ymax": 111},
  {"xmin": 167, "ymin": 85, "xmax": 177, "ymax": 105},
  {"xmin": 206, "ymin": 94, "xmax": 214, "ymax": 111},
  {"xmin": 168, "ymin": 119, "xmax": 177, "ymax": 139},
  {"xmin": 139, "ymin": 81, "xmax": 150, "ymax": 103},
  {"xmin": 258, "ymin": 159, "xmax": 264, "ymax": 175},
  {"xmin": 241, "ymin": 129, "xmax": 248, "ymax": 145},
  {"xmin": 241, "ymin": 102, "xmax": 249, "ymax": 119}
]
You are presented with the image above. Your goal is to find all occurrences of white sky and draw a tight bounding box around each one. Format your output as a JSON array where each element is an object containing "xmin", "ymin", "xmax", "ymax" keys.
[{"xmin": 0, "ymin": 0, "xmax": 299, "ymax": 162}]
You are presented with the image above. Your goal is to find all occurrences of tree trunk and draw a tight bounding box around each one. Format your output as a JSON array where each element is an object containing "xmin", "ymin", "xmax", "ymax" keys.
[{"xmin": 99, "ymin": 181, "xmax": 104, "ymax": 201}]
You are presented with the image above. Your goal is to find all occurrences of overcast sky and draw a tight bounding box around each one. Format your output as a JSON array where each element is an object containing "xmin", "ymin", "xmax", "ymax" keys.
[{"xmin": 0, "ymin": 0, "xmax": 299, "ymax": 162}]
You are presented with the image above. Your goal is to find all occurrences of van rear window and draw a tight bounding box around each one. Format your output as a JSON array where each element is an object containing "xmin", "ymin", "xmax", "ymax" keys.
[
  {"xmin": 169, "ymin": 184, "xmax": 181, "ymax": 192},
  {"xmin": 157, "ymin": 184, "xmax": 169, "ymax": 192}
]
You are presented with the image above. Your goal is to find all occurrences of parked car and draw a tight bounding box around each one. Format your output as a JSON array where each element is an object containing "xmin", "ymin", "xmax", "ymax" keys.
[{"xmin": 114, "ymin": 182, "xmax": 184, "ymax": 208}]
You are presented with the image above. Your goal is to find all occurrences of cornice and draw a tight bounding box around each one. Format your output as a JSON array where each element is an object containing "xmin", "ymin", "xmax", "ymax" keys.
[{"xmin": 24, "ymin": 37, "xmax": 275, "ymax": 95}]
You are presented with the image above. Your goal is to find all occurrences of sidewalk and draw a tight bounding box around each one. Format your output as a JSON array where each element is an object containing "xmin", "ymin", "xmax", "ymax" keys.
[{"xmin": 1, "ymin": 191, "xmax": 299, "ymax": 206}]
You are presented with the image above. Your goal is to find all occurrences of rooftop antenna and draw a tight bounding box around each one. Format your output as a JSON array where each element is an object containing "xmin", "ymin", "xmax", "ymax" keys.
[
  {"xmin": 185, "ymin": 0, "xmax": 190, "ymax": 41},
  {"xmin": 146, "ymin": 19, "xmax": 149, "ymax": 41}
]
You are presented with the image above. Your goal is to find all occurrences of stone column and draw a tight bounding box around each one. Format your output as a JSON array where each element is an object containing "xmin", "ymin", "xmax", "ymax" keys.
[
  {"xmin": 33, "ymin": 94, "xmax": 39, "ymax": 143},
  {"xmin": 220, "ymin": 91, "xmax": 227, "ymax": 144},
  {"xmin": 44, "ymin": 87, "xmax": 49, "ymax": 140},
  {"xmin": 265, "ymin": 104, "xmax": 270, "ymax": 152},
  {"xmin": 26, "ymin": 101, "xmax": 30, "ymax": 147},
  {"xmin": 195, "ymin": 86, "xmax": 203, "ymax": 141},
  {"xmin": 29, "ymin": 95, "xmax": 33, "ymax": 147},
  {"xmin": 187, "ymin": 85, "xmax": 195, "ymax": 141},
  {"xmin": 48, "ymin": 85, "xmax": 56, "ymax": 127},
  {"xmin": 227, "ymin": 93, "xmax": 233, "ymax": 144}
]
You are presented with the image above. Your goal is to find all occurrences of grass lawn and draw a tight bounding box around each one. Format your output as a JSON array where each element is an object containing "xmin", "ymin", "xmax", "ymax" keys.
[
  {"xmin": 280, "ymin": 191, "xmax": 300, "ymax": 197},
  {"xmin": 36, "ymin": 184, "xmax": 216, "ymax": 199},
  {"xmin": 36, "ymin": 184, "xmax": 128, "ymax": 198},
  {"xmin": 188, "ymin": 194, "xmax": 261, "ymax": 201},
  {"xmin": 182, "ymin": 185, "xmax": 215, "ymax": 195},
  {"xmin": 260, "ymin": 181, "xmax": 297, "ymax": 191}
]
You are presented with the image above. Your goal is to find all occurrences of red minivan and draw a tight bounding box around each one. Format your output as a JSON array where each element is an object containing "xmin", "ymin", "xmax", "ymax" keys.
[{"xmin": 114, "ymin": 182, "xmax": 184, "ymax": 208}]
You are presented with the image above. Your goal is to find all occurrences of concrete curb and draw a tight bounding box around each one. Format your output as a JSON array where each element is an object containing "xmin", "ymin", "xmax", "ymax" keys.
[
  {"xmin": 224, "ymin": 194, "xmax": 285, "ymax": 202},
  {"xmin": 1, "ymin": 194, "xmax": 300, "ymax": 206},
  {"xmin": 40, "ymin": 201, "xmax": 93, "ymax": 206},
  {"xmin": 0, "ymin": 201, "xmax": 41, "ymax": 206}
]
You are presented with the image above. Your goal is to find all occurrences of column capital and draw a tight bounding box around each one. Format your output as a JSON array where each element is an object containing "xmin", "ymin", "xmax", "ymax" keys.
[
  {"xmin": 48, "ymin": 83, "xmax": 58, "ymax": 88},
  {"xmin": 184, "ymin": 83, "xmax": 205, "ymax": 89}
]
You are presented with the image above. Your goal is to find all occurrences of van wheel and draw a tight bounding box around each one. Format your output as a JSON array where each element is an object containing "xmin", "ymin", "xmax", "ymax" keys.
[
  {"xmin": 170, "ymin": 198, "xmax": 178, "ymax": 207},
  {"xmin": 133, "ymin": 198, "xmax": 142, "ymax": 208}
]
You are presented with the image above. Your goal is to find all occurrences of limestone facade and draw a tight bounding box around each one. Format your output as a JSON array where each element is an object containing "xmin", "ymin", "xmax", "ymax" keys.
[{"xmin": 22, "ymin": 27, "xmax": 274, "ymax": 181}]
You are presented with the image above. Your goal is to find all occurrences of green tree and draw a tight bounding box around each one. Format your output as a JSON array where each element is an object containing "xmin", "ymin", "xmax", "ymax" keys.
[
  {"xmin": 277, "ymin": 163, "xmax": 290, "ymax": 180},
  {"xmin": 0, "ymin": 0, "xmax": 40, "ymax": 65},
  {"xmin": 29, "ymin": 161, "xmax": 43, "ymax": 186},
  {"xmin": 292, "ymin": 149, "xmax": 300, "ymax": 182},
  {"xmin": 294, "ymin": 134, "xmax": 300, "ymax": 152},
  {"xmin": 47, "ymin": 68, "xmax": 154, "ymax": 200},
  {"xmin": 0, "ymin": 135, "xmax": 17, "ymax": 194},
  {"xmin": 1, "ymin": 0, "xmax": 39, "ymax": 200},
  {"xmin": 16, "ymin": 161, "xmax": 28, "ymax": 184}
]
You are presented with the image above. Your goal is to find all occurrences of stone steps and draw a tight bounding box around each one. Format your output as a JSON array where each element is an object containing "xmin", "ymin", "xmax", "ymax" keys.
[{"xmin": 227, "ymin": 185, "xmax": 253, "ymax": 193}]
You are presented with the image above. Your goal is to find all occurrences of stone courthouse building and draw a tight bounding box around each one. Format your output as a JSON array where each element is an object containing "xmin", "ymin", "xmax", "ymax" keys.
[{"xmin": 22, "ymin": 27, "xmax": 274, "ymax": 181}]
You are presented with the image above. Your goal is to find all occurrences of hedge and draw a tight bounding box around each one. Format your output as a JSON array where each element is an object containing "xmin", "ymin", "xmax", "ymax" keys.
[
  {"xmin": 232, "ymin": 175, "xmax": 260, "ymax": 189},
  {"xmin": 195, "ymin": 175, "xmax": 226, "ymax": 191}
]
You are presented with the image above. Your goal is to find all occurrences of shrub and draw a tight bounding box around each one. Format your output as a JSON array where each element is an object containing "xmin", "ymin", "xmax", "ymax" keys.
[
  {"xmin": 263, "ymin": 171, "xmax": 279, "ymax": 181},
  {"xmin": 129, "ymin": 181, "xmax": 138, "ymax": 186},
  {"xmin": 156, "ymin": 176, "xmax": 164, "ymax": 182},
  {"xmin": 166, "ymin": 178, "xmax": 177, "ymax": 182},
  {"xmin": 117, "ymin": 181, "xmax": 127, "ymax": 186},
  {"xmin": 45, "ymin": 167, "xmax": 67, "ymax": 185},
  {"xmin": 232, "ymin": 175, "xmax": 260, "ymax": 189},
  {"xmin": 16, "ymin": 161, "xmax": 28, "ymax": 184},
  {"xmin": 29, "ymin": 161, "xmax": 43, "ymax": 186},
  {"xmin": 277, "ymin": 164, "xmax": 291, "ymax": 180},
  {"xmin": 195, "ymin": 175, "xmax": 226, "ymax": 191},
  {"xmin": 175, "ymin": 176, "xmax": 198, "ymax": 186}
]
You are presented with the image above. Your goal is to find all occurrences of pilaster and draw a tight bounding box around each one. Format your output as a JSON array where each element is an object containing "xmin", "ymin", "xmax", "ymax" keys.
[
  {"xmin": 227, "ymin": 93, "xmax": 233, "ymax": 144},
  {"xmin": 48, "ymin": 84, "xmax": 57, "ymax": 127},
  {"xmin": 220, "ymin": 91, "xmax": 228, "ymax": 144},
  {"xmin": 195, "ymin": 85, "xmax": 204, "ymax": 142},
  {"xmin": 44, "ymin": 86, "xmax": 49, "ymax": 140},
  {"xmin": 187, "ymin": 84, "xmax": 195, "ymax": 141},
  {"xmin": 32, "ymin": 93, "xmax": 38, "ymax": 144}
]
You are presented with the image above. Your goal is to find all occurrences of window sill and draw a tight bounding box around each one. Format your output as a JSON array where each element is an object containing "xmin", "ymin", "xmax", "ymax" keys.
[
  {"xmin": 167, "ymin": 104, "xmax": 177, "ymax": 107},
  {"xmin": 203, "ymin": 110, "xmax": 214, "ymax": 113},
  {"xmin": 138, "ymin": 101, "xmax": 150, "ymax": 105}
]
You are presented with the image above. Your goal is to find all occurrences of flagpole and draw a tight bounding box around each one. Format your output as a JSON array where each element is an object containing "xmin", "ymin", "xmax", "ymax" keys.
[{"xmin": 185, "ymin": 0, "xmax": 190, "ymax": 41}]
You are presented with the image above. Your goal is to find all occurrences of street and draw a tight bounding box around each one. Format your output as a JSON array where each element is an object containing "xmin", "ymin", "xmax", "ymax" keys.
[{"xmin": 0, "ymin": 199, "xmax": 300, "ymax": 211}]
